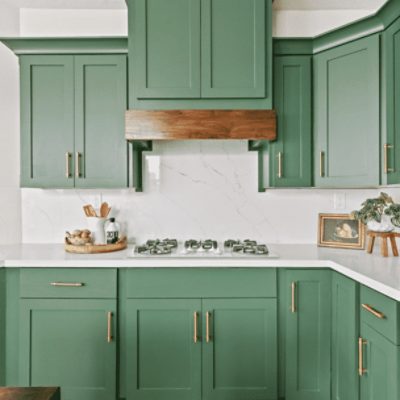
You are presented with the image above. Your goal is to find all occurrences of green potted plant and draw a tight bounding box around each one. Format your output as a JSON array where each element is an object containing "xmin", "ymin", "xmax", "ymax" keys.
[{"xmin": 352, "ymin": 192, "xmax": 400, "ymax": 232}]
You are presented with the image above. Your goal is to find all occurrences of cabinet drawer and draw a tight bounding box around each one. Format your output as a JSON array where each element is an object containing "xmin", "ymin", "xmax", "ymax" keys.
[
  {"xmin": 20, "ymin": 268, "xmax": 117, "ymax": 298},
  {"xmin": 126, "ymin": 268, "xmax": 276, "ymax": 298},
  {"xmin": 360, "ymin": 285, "xmax": 400, "ymax": 345}
]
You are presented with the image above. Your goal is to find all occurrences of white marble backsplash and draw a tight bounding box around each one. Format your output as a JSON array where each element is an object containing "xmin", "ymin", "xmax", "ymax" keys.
[{"xmin": 21, "ymin": 141, "xmax": 400, "ymax": 244}]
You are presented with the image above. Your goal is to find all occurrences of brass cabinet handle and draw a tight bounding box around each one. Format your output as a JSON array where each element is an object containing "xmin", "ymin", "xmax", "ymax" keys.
[
  {"xmin": 65, "ymin": 152, "xmax": 72, "ymax": 178},
  {"xmin": 361, "ymin": 303, "xmax": 386, "ymax": 319},
  {"xmin": 107, "ymin": 312, "xmax": 113, "ymax": 343},
  {"xmin": 319, "ymin": 151, "xmax": 325, "ymax": 177},
  {"xmin": 75, "ymin": 152, "xmax": 82, "ymax": 178},
  {"xmin": 384, "ymin": 144, "xmax": 394, "ymax": 174},
  {"xmin": 358, "ymin": 337, "xmax": 367, "ymax": 376},
  {"xmin": 50, "ymin": 282, "xmax": 84, "ymax": 287},
  {"xmin": 206, "ymin": 311, "xmax": 211, "ymax": 343},
  {"xmin": 291, "ymin": 282, "xmax": 296, "ymax": 313},
  {"xmin": 277, "ymin": 152, "xmax": 283, "ymax": 178},
  {"xmin": 193, "ymin": 311, "xmax": 199, "ymax": 343}
]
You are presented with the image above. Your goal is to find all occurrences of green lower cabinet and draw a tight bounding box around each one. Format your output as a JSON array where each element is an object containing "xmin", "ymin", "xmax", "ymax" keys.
[
  {"xmin": 0, "ymin": 269, "xmax": 5, "ymax": 386},
  {"xmin": 283, "ymin": 270, "xmax": 332, "ymax": 400},
  {"xmin": 202, "ymin": 298, "xmax": 277, "ymax": 400},
  {"xmin": 331, "ymin": 273, "xmax": 359, "ymax": 400},
  {"xmin": 19, "ymin": 299, "xmax": 117, "ymax": 400},
  {"xmin": 360, "ymin": 323, "xmax": 400, "ymax": 400}
]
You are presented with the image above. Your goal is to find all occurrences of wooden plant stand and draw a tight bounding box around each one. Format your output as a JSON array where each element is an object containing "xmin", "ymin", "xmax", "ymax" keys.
[{"xmin": 367, "ymin": 231, "xmax": 400, "ymax": 257}]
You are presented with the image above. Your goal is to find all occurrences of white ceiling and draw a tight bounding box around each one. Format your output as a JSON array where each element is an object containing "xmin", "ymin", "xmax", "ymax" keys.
[{"xmin": 273, "ymin": 0, "xmax": 388, "ymax": 10}]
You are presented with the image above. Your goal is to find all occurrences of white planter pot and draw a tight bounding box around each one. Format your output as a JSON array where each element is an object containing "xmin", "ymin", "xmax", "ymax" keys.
[{"xmin": 367, "ymin": 214, "xmax": 394, "ymax": 232}]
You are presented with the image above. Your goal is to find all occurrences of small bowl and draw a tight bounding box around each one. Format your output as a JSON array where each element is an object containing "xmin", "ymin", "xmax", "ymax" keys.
[{"xmin": 66, "ymin": 236, "xmax": 92, "ymax": 246}]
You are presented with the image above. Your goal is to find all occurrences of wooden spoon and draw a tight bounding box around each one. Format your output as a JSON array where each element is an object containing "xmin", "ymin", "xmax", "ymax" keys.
[{"xmin": 100, "ymin": 202, "xmax": 109, "ymax": 218}]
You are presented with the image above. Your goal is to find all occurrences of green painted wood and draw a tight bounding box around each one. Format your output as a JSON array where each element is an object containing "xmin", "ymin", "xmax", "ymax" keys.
[
  {"xmin": 74, "ymin": 55, "xmax": 128, "ymax": 188},
  {"xmin": 0, "ymin": 269, "xmax": 5, "ymax": 385},
  {"xmin": 360, "ymin": 323, "xmax": 400, "ymax": 400},
  {"xmin": 128, "ymin": 140, "xmax": 153, "ymax": 192},
  {"xmin": 126, "ymin": 268, "xmax": 276, "ymax": 298},
  {"xmin": 270, "ymin": 56, "xmax": 312, "ymax": 187},
  {"xmin": 19, "ymin": 299, "xmax": 117, "ymax": 400},
  {"xmin": 284, "ymin": 269, "xmax": 331, "ymax": 400},
  {"xmin": 314, "ymin": 35, "xmax": 380, "ymax": 187},
  {"xmin": 248, "ymin": 140, "xmax": 268, "ymax": 192},
  {"xmin": 201, "ymin": 0, "xmax": 267, "ymax": 98},
  {"xmin": 331, "ymin": 273, "xmax": 359, "ymax": 400},
  {"xmin": 382, "ymin": 17, "xmax": 400, "ymax": 184},
  {"xmin": 128, "ymin": 0, "xmax": 201, "ymax": 101},
  {"xmin": 126, "ymin": 298, "xmax": 201, "ymax": 400},
  {"xmin": 277, "ymin": 270, "xmax": 287, "ymax": 399},
  {"xmin": 202, "ymin": 298, "xmax": 277, "ymax": 400},
  {"xmin": 20, "ymin": 268, "xmax": 117, "ymax": 299},
  {"xmin": 273, "ymin": 39, "xmax": 314, "ymax": 56},
  {"xmin": 20, "ymin": 55, "xmax": 75, "ymax": 188}
]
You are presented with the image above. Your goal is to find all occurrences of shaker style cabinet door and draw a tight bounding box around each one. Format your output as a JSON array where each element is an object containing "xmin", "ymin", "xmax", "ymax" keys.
[
  {"xmin": 20, "ymin": 55, "xmax": 75, "ymax": 188},
  {"xmin": 314, "ymin": 35, "xmax": 380, "ymax": 187},
  {"xmin": 128, "ymin": 0, "xmax": 201, "ymax": 100},
  {"xmin": 283, "ymin": 270, "xmax": 331, "ymax": 400},
  {"xmin": 19, "ymin": 299, "xmax": 117, "ymax": 400},
  {"xmin": 270, "ymin": 56, "xmax": 312, "ymax": 187},
  {"xmin": 74, "ymin": 55, "xmax": 128, "ymax": 188},
  {"xmin": 126, "ymin": 299, "xmax": 202, "ymax": 400},
  {"xmin": 202, "ymin": 298, "xmax": 277, "ymax": 400},
  {"xmin": 0, "ymin": 269, "xmax": 4, "ymax": 386}
]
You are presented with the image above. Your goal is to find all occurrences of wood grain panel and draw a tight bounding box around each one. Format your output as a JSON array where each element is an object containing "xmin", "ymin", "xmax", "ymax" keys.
[
  {"xmin": 0, "ymin": 387, "xmax": 60, "ymax": 400},
  {"xmin": 125, "ymin": 109, "xmax": 276, "ymax": 140}
]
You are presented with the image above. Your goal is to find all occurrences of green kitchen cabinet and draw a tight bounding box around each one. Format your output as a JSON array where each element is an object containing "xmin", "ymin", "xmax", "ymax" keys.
[
  {"xmin": 19, "ymin": 299, "xmax": 117, "ymax": 400},
  {"xmin": 331, "ymin": 273, "xmax": 359, "ymax": 400},
  {"xmin": 20, "ymin": 54, "xmax": 128, "ymax": 188},
  {"xmin": 283, "ymin": 269, "xmax": 332, "ymax": 400},
  {"xmin": 270, "ymin": 56, "xmax": 312, "ymax": 187},
  {"xmin": 314, "ymin": 35, "xmax": 380, "ymax": 187},
  {"xmin": 382, "ymin": 17, "xmax": 400, "ymax": 184},
  {"xmin": 0, "ymin": 269, "xmax": 4, "ymax": 386}
]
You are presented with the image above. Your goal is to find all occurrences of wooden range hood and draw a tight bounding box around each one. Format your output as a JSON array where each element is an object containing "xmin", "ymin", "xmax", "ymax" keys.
[{"xmin": 125, "ymin": 109, "xmax": 277, "ymax": 141}]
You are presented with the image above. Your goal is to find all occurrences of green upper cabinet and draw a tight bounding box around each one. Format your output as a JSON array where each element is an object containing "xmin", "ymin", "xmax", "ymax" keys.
[
  {"xmin": 20, "ymin": 54, "xmax": 128, "ymax": 189},
  {"xmin": 269, "ymin": 55, "xmax": 312, "ymax": 187},
  {"xmin": 314, "ymin": 35, "xmax": 380, "ymax": 187},
  {"xmin": 382, "ymin": 17, "xmax": 400, "ymax": 184}
]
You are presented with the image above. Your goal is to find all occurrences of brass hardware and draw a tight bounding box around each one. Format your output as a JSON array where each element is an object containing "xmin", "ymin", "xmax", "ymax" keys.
[
  {"xmin": 65, "ymin": 152, "xmax": 72, "ymax": 178},
  {"xmin": 75, "ymin": 152, "xmax": 81, "ymax": 178},
  {"xmin": 50, "ymin": 282, "xmax": 84, "ymax": 287},
  {"xmin": 319, "ymin": 151, "xmax": 325, "ymax": 177},
  {"xmin": 107, "ymin": 312, "xmax": 113, "ymax": 343},
  {"xmin": 193, "ymin": 312, "xmax": 199, "ymax": 343},
  {"xmin": 362, "ymin": 303, "xmax": 386, "ymax": 319},
  {"xmin": 206, "ymin": 311, "xmax": 211, "ymax": 343},
  {"xmin": 277, "ymin": 152, "xmax": 283, "ymax": 178},
  {"xmin": 383, "ymin": 144, "xmax": 394, "ymax": 174},
  {"xmin": 358, "ymin": 337, "xmax": 367, "ymax": 376},
  {"xmin": 291, "ymin": 282, "xmax": 296, "ymax": 313}
]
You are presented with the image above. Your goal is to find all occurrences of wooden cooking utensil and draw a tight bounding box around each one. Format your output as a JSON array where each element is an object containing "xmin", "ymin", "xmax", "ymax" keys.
[
  {"xmin": 83, "ymin": 204, "xmax": 97, "ymax": 217},
  {"xmin": 100, "ymin": 202, "xmax": 109, "ymax": 218}
]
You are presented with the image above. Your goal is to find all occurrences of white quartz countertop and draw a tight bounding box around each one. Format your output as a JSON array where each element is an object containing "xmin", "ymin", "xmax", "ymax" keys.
[{"xmin": 0, "ymin": 243, "xmax": 399, "ymax": 301}]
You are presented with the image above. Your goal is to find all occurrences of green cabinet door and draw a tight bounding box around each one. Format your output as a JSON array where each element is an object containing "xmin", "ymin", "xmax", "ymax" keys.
[
  {"xmin": 382, "ymin": 17, "xmax": 400, "ymax": 184},
  {"xmin": 314, "ymin": 35, "xmax": 380, "ymax": 187},
  {"xmin": 74, "ymin": 55, "xmax": 128, "ymax": 188},
  {"xmin": 201, "ymin": 0, "xmax": 267, "ymax": 98},
  {"xmin": 202, "ymin": 298, "xmax": 277, "ymax": 400},
  {"xmin": 20, "ymin": 55, "xmax": 75, "ymax": 188},
  {"xmin": 126, "ymin": 299, "xmax": 201, "ymax": 400},
  {"xmin": 19, "ymin": 299, "xmax": 117, "ymax": 400},
  {"xmin": 128, "ymin": 0, "xmax": 201, "ymax": 101},
  {"xmin": 360, "ymin": 323, "xmax": 400, "ymax": 400},
  {"xmin": 0, "ymin": 269, "xmax": 4, "ymax": 386},
  {"xmin": 332, "ymin": 273, "xmax": 359, "ymax": 400},
  {"xmin": 270, "ymin": 56, "xmax": 312, "ymax": 187},
  {"xmin": 284, "ymin": 270, "xmax": 331, "ymax": 400}
]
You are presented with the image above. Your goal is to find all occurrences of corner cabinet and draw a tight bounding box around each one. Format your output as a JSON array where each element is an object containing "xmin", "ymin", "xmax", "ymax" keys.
[
  {"xmin": 20, "ymin": 54, "xmax": 128, "ymax": 188},
  {"xmin": 313, "ymin": 35, "xmax": 380, "ymax": 187}
]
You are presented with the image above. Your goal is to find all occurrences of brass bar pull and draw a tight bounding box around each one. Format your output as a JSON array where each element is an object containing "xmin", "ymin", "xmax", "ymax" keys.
[
  {"xmin": 75, "ymin": 152, "xmax": 81, "ymax": 178},
  {"xmin": 384, "ymin": 144, "xmax": 394, "ymax": 174},
  {"xmin": 291, "ymin": 282, "xmax": 296, "ymax": 313},
  {"xmin": 65, "ymin": 152, "xmax": 72, "ymax": 178},
  {"xmin": 193, "ymin": 312, "xmax": 199, "ymax": 343},
  {"xmin": 107, "ymin": 312, "xmax": 113, "ymax": 343},
  {"xmin": 358, "ymin": 337, "xmax": 367, "ymax": 376},
  {"xmin": 277, "ymin": 152, "xmax": 283, "ymax": 178},
  {"xmin": 206, "ymin": 311, "xmax": 211, "ymax": 343},
  {"xmin": 319, "ymin": 151, "xmax": 325, "ymax": 177},
  {"xmin": 50, "ymin": 282, "xmax": 84, "ymax": 287},
  {"xmin": 362, "ymin": 303, "xmax": 386, "ymax": 319}
]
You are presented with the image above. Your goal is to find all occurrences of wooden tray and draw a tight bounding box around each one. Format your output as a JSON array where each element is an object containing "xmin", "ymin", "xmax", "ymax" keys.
[{"xmin": 65, "ymin": 237, "xmax": 127, "ymax": 254}]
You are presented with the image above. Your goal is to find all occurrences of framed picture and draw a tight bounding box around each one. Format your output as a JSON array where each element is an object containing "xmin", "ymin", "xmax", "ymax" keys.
[{"xmin": 318, "ymin": 213, "xmax": 365, "ymax": 249}]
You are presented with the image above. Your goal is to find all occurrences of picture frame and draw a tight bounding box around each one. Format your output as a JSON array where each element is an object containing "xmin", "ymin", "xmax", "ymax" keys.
[{"xmin": 318, "ymin": 213, "xmax": 365, "ymax": 249}]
